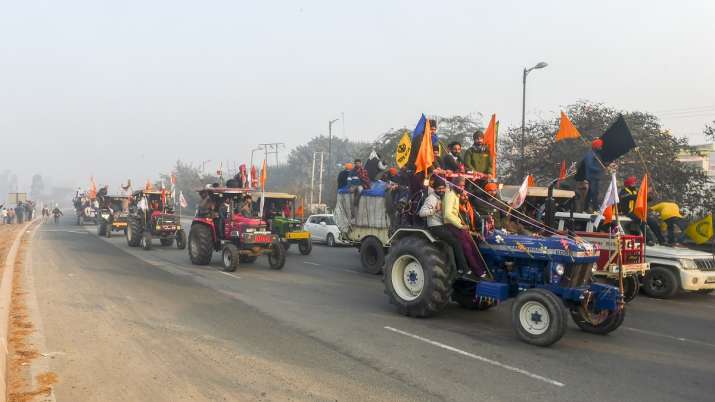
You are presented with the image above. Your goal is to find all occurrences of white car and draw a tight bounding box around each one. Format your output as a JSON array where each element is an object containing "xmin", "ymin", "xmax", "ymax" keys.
[{"xmin": 304, "ymin": 214, "xmax": 344, "ymax": 247}]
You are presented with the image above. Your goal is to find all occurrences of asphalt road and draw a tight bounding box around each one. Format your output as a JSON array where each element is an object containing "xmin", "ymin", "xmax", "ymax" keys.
[{"xmin": 27, "ymin": 217, "xmax": 715, "ymax": 402}]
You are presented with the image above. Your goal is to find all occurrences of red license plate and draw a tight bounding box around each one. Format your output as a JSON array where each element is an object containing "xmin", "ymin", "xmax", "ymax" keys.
[{"xmin": 254, "ymin": 234, "xmax": 272, "ymax": 243}]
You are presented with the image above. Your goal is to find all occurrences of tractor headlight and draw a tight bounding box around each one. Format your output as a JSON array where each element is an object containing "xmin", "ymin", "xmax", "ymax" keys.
[
  {"xmin": 245, "ymin": 228, "xmax": 255, "ymax": 233},
  {"xmin": 554, "ymin": 263, "xmax": 565, "ymax": 276},
  {"xmin": 591, "ymin": 262, "xmax": 598, "ymax": 273},
  {"xmin": 101, "ymin": 213, "xmax": 110, "ymax": 219},
  {"xmin": 681, "ymin": 259, "xmax": 698, "ymax": 270}
]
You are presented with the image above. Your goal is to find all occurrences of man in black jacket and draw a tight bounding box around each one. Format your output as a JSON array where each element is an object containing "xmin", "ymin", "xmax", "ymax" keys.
[{"xmin": 441, "ymin": 141, "xmax": 464, "ymax": 172}]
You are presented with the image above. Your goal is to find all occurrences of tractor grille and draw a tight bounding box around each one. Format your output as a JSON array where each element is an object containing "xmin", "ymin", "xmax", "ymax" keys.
[
  {"xmin": 559, "ymin": 263, "xmax": 593, "ymax": 288},
  {"xmin": 696, "ymin": 258, "xmax": 715, "ymax": 272}
]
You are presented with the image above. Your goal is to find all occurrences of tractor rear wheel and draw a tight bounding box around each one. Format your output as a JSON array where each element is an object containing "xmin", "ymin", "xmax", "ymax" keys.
[
  {"xmin": 141, "ymin": 232, "xmax": 153, "ymax": 250},
  {"xmin": 97, "ymin": 222, "xmax": 107, "ymax": 236},
  {"xmin": 511, "ymin": 288, "xmax": 567, "ymax": 347},
  {"xmin": 176, "ymin": 229, "xmax": 187, "ymax": 250},
  {"xmin": 188, "ymin": 224, "xmax": 213, "ymax": 265},
  {"xmin": 570, "ymin": 306, "xmax": 626, "ymax": 335},
  {"xmin": 298, "ymin": 239, "xmax": 312, "ymax": 255},
  {"xmin": 126, "ymin": 217, "xmax": 142, "ymax": 247},
  {"xmin": 360, "ymin": 236, "xmax": 385, "ymax": 274},
  {"xmin": 239, "ymin": 255, "xmax": 258, "ymax": 263},
  {"xmin": 268, "ymin": 241, "xmax": 286, "ymax": 270},
  {"xmin": 383, "ymin": 236, "xmax": 451, "ymax": 318},
  {"xmin": 160, "ymin": 238, "xmax": 174, "ymax": 247},
  {"xmin": 221, "ymin": 244, "xmax": 239, "ymax": 272}
]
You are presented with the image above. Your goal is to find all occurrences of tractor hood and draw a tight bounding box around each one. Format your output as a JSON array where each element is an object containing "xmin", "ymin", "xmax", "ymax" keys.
[{"xmin": 480, "ymin": 231, "xmax": 599, "ymax": 264}]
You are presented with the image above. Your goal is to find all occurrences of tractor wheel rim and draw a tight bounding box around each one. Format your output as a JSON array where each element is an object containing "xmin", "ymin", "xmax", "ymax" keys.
[
  {"xmin": 392, "ymin": 255, "xmax": 424, "ymax": 301},
  {"xmin": 223, "ymin": 250, "xmax": 232, "ymax": 267},
  {"xmin": 519, "ymin": 301, "xmax": 550, "ymax": 335}
]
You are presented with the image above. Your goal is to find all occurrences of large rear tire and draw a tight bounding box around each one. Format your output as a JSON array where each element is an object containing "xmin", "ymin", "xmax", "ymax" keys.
[
  {"xmin": 360, "ymin": 236, "xmax": 385, "ymax": 274},
  {"xmin": 221, "ymin": 244, "xmax": 239, "ymax": 272},
  {"xmin": 176, "ymin": 229, "xmax": 187, "ymax": 250},
  {"xmin": 511, "ymin": 288, "xmax": 567, "ymax": 347},
  {"xmin": 268, "ymin": 241, "xmax": 286, "ymax": 270},
  {"xmin": 298, "ymin": 239, "xmax": 312, "ymax": 255},
  {"xmin": 189, "ymin": 224, "xmax": 213, "ymax": 265},
  {"xmin": 641, "ymin": 265, "xmax": 679, "ymax": 299},
  {"xmin": 383, "ymin": 236, "xmax": 451, "ymax": 318},
  {"xmin": 570, "ymin": 307, "xmax": 626, "ymax": 335},
  {"xmin": 126, "ymin": 217, "xmax": 142, "ymax": 247}
]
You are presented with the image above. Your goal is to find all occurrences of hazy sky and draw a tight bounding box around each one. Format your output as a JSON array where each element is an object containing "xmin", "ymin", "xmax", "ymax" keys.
[{"xmin": 2, "ymin": 0, "xmax": 714, "ymax": 192}]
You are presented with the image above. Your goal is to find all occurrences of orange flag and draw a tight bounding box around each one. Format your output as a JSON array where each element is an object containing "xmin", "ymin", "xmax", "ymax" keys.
[
  {"xmin": 260, "ymin": 159, "xmax": 267, "ymax": 190},
  {"xmin": 555, "ymin": 111, "xmax": 581, "ymax": 142},
  {"xmin": 414, "ymin": 119, "xmax": 434, "ymax": 174},
  {"xmin": 603, "ymin": 205, "xmax": 614, "ymax": 225},
  {"xmin": 558, "ymin": 161, "xmax": 567, "ymax": 181},
  {"xmin": 527, "ymin": 175, "xmax": 536, "ymax": 187},
  {"xmin": 483, "ymin": 114, "xmax": 497, "ymax": 178},
  {"xmin": 88, "ymin": 177, "xmax": 97, "ymax": 199},
  {"xmin": 633, "ymin": 174, "xmax": 648, "ymax": 221}
]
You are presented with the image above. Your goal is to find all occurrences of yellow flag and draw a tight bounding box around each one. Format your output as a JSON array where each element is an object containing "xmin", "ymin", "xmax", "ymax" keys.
[
  {"xmin": 685, "ymin": 215, "xmax": 713, "ymax": 245},
  {"xmin": 395, "ymin": 130, "xmax": 412, "ymax": 168},
  {"xmin": 555, "ymin": 111, "xmax": 581, "ymax": 142}
]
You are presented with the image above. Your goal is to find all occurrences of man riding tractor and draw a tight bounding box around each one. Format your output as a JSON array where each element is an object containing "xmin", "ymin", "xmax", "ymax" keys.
[
  {"xmin": 126, "ymin": 190, "xmax": 186, "ymax": 250},
  {"xmin": 249, "ymin": 191, "xmax": 312, "ymax": 255},
  {"xmin": 97, "ymin": 194, "xmax": 130, "ymax": 238},
  {"xmin": 188, "ymin": 187, "xmax": 286, "ymax": 271}
]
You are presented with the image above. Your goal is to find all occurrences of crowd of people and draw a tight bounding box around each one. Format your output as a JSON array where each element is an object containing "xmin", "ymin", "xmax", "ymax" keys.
[{"xmin": 0, "ymin": 200, "xmax": 35, "ymax": 225}]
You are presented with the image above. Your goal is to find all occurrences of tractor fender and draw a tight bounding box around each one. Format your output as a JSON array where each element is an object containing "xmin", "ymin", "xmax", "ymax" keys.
[
  {"xmin": 191, "ymin": 218, "xmax": 218, "ymax": 244},
  {"xmin": 386, "ymin": 228, "xmax": 437, "ymax": 246}
]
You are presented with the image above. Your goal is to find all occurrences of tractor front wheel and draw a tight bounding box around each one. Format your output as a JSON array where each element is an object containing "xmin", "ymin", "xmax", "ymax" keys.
[
  {"xmin": 188, "ymin": 224, "xmax": 213, "ymax": 265},
  {"xmin": 221, "ymin": 244, "xmax": 239, "ymax": 272},
  {"xmin": 298, "ymin": 239, "xmax": 312, "ymax": 255},
  {"xmin": 570, "ymin": 307, "xmax": 626, "ymax": 335},
  {"xmin": 176, "ymin": 229, "xmax": 187, "ymax": 250},
  {"xmin": 511, "ymin": 289, "xmax": 567, "ymax": 347},
  {"xmin": 141, "ymin": 232, "xmax": 153, "ymax": 250},
  {"xmin": 268, "ymin": 241, "xmax": 286, "ymax": 270},
  {"xmin": 383, "ymin": 236, "xmax": 451, "ymax": 318}
]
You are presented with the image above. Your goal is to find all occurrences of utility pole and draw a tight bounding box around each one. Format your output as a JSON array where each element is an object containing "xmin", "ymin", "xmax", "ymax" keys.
[
  {"xmin": 520, "ymin": 61, "xmax": 548, "ymax": 178},
  {"xmin": 318, "ymin": 152, "xmax": 325, "ymax": 205},
  {"xmin": 310, "ymin": 152, "xmax": 317, "ymax": 205},
  {"xmin": 327, "ymin": 118, "xmax": 339, "ymax": 192},
  {"xmin": 257, "ymin": 142, "xmax": 285, "ymax": 172}
]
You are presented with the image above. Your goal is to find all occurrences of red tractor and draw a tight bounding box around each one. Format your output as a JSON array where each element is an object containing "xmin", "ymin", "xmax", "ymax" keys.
[
  {"xmin": 126, "ymin": 190, "xmax": 187, "ymax": 250},
  {"xmin": 187, "ymin": 187, "xmax": 286, "ymax": 271}
]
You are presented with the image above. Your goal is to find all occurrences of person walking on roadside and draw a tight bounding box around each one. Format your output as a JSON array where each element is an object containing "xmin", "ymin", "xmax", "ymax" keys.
[
  {"xmin": 15, "ymin": 202, "xmax": 25, "ymax": 224},
  {"xmin": 443, "ymin": 176, "xmax": 485, "ymax": 276},
  {"xmin": 650, "ymin": 200, "xmax": 688, "ymax": 245},
  {"xmin": 52, "ymin": 205, "xmax": 63, "ymax": 224}
]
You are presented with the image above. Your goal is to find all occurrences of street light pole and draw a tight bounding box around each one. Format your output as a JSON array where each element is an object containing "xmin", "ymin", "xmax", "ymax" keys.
[
  {"xmin": 520, "ymin": 61, "xmax": 548, "ymax": 178},
  {"xmin": 327, "ymin": 118, "xmax": 339, "ymax": 189}
]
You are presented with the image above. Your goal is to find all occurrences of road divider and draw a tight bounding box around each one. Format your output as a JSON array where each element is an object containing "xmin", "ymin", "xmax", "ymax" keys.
[{"xmin": 384, "ymin": 326, "xmax": 565, "ymax": 388}]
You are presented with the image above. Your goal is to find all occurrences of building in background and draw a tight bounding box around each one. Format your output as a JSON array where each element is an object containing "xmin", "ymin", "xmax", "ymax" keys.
[{"xmin": 677, "ymin": 143, "xmax": 715, "ymax": 180}]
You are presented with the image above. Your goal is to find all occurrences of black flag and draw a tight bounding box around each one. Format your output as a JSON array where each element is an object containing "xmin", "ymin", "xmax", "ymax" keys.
[{"xmin": 599, "ymin": 115, "xmax": 636, "ymax": 164}]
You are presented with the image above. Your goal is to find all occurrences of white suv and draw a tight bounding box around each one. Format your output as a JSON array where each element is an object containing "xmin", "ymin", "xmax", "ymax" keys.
[
  {"xmin": 555, "ymin": 212, "xmax": 715, "ymax": 298},
  {"xmin": 304, "ymin": 214, "xmax": 344, "ymax": 247}
]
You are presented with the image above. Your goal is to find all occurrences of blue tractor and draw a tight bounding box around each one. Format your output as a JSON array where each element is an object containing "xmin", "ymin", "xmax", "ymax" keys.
[{"xmin": 384, "ymin": 228, "xmax": 625, "ymax": 346}]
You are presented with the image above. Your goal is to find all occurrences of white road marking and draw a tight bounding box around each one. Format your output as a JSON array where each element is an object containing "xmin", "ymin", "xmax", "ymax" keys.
[
  {"xmin": 303, "ymin": 261, "xmax": 320, "ymax": 266},
  {"xmin": 219, "ymin": 271, "xmax": 240, "ymax": 279},
  {"xmin": 623, "ymin": 327, "xmax": 715, "ymax": 349},
  {"xmin": 39, "ymin": 229, "xmax": 87, "ymax": 234},
  {"xmin": 384, "ymin": 326, "xmax": 565, "ymax": 388}
]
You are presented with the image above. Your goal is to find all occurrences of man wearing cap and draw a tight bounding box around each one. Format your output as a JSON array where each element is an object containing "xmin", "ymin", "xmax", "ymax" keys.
[
  {"xmin": 619, "ymin": 176, "xmax": 663, "ymax": 245},
  {"xmin": 337, "ymin": 162, "xmax": 353, "ymax": 189},
  {"xmin": 476, "ymin": 182, "xmax": 507, "ymax": 231},
  {"xmin": 463, "ymin": 131, "xmax": 492, "ymax": 177}
]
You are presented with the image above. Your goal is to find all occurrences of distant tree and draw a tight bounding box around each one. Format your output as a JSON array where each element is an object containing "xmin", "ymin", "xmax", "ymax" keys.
[
  {"xmin": 498, "ymin": 101, "xmax": 715, "ymax": 215},
  {"xmin": 30, "ymin": 174, "xmax": 44, "ymax": 200},
  {"xmin": 705, "ymin": 120, "xmax": 715, "ymax": 143},
  {"xmin": 160, "ymin": 160, "xmax": 218, "ymax": 209}
]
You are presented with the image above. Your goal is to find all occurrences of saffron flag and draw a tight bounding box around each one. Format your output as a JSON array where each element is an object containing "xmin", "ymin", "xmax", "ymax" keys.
[
  {"xmin": 260, "ymin": 159, "xmax": 267, "ymax": 190},
  {"xmin": 88, "ymin": 177, "xmax": 97, "ymax": 199},
  {"xmin": 603, "ymin": 205, "xmax": 615, "ymax": 225},
  {"xmin": 179, "ymin": 191, "xmax": 188, "ymax": 208},
  {"xmin": 414, "ymin": 118, "xmax": 434, "ymax": 174},
  {"xmin": 527, "ymin": 175, "xmax": 536, "ymax": 187},
  {"xmin": 594, "ymin": 173, "xmax": 619, "ymax": 227},
  {"xmin": 685, "ymin": 214, "xmax": 713, "ymax": 245},
  {"xmin": 483, "ymin": 114, "xmax": 497, "ymax": 178},
  {"xmin": 555, "ymin": 112, "xmax": 581, "ymax": 142},
  {"xmin": 250, "ymin": 165, "xmax": 258, "ymax": 188},
  {"xmin": 558, "ymin": 161, "xmax": 567, "ymax": 182},
  {"xmin": 395, "ymin": 130, "xmax": 412, "ymax": 168},
  {"xmin": 633, "ymin": 174, "xmax": 648, "ymax": 221},
  {"xmin": 510, "ymin": 175, "xmax": 530, "ymax": 209},
  {"xmin": 170, "ymin": 173, "xmax": 177, "ymax": 186}
]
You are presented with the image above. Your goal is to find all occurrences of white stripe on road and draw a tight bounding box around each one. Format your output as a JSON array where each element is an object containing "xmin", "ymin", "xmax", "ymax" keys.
[
  {"xmin": 384, "ymin": 326, "xmax": 565, "ymax": 388},
  {"xmin": 219, "ymin": 271, "xmax": 240, "ymax": 279},
  {"xmin": 623, "ymin": 327, "xmax": 715, "ymax": 349},
  {"xmin": 303, "ymin": 261, "xmax": 320, "ymax": 266}
]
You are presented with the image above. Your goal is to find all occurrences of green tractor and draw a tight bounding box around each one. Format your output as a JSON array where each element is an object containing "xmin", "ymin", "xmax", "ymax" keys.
[{"xmin": 251, "ymin": 191, "xmax": 312, "ymax": 255}]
